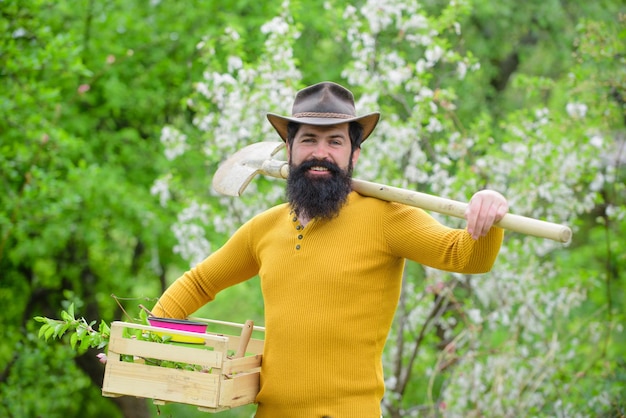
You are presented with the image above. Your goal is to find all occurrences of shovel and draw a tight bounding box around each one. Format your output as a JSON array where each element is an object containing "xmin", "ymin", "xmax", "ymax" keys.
[{"xmin": 212, "ymin": 141, "xmax": 572, "ymax": 243}]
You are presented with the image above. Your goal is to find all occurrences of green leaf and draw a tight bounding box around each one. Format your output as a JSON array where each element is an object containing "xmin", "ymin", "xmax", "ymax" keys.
[
  {"xmin": 44, "ymin": 326, "xmax": 55, "ymax": 341},
  {"xmin": 78, "ymin": 336, "xmax": 91, "ymax": 351},
  {"xmin": 53, "ymin": 323, "xmax": 65, "ymax": 338},
  {"xmin": 38, "ymin": 324, "xmax": 50, "ymax": 339},
  {"xmin": 60, "ymin": 310, "xmax": 71, "ymax": 322},
  {"xmin": 70, "ymin": 332, "xmax": 78, "ymax": 350},
  {"xmin": 98, "ymin": 320, "xmax": 110, "ymax": 338},
  {"xmin": 75, "ymin": 326, "xmax": 86, "ymax": 339}
]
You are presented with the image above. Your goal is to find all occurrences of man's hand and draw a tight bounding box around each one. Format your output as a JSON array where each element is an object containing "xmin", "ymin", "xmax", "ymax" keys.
[{"xmin": 465, "ymin": 190, "xmax": 509, "ymax": 240}]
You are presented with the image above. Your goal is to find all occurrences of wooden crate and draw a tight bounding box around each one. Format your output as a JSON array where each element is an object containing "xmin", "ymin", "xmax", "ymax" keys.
[{"xmin": 102, "ymin": 320, "xmax": 264, "ymax": 413}]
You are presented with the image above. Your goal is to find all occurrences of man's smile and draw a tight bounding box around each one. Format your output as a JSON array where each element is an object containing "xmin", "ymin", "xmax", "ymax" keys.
[
  {"xmin": 307, "ymin": 165, "xmax": 332, "ymax": 176},
  {"xmin": 297, "ymin": 159, "xmax": 340, "ymax": 178}
]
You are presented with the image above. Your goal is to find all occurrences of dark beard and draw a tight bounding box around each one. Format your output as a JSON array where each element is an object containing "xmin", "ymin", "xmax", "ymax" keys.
[{"xmin": 286, "ymin": 159, "xmax": 353, "ymax": 221}]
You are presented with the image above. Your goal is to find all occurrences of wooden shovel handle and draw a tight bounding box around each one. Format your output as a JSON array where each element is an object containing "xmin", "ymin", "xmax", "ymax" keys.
[
  {"xmin": 351, "ymin": 179, "xmax": 572, "ymax": 243},
  {"xmin": 188, "ymin": 316, "xmax": 265, "ymax": 332},
  {"xmin": 234, "ymin": 320, "xmax": 254, "ymax": 358},
  {"xmin": 259, "ymin": 159, "xmax": 571, "ymax": 242}
]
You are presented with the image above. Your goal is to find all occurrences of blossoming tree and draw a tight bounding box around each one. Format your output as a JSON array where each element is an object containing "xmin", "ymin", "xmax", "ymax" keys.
[{"xmin": 153, "ymin": 1, "xmax": 624, "ymax": 416}]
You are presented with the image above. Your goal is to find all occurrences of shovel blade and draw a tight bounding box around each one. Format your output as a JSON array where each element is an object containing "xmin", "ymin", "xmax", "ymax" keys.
[{"xmin": 212, "ymin": 141, "xmax": 286, "ymax": 196}]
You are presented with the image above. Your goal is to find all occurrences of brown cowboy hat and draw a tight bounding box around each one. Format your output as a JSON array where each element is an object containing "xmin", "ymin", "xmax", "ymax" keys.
[{"xmin": 266, "ymin": 81, "xmax": 380, "ymax": 143}]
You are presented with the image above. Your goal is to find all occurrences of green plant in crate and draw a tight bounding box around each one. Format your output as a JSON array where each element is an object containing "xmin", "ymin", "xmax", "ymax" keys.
[
  {"xmin": 34, "ymin": 304, "xmax": 208, "ymax": 371},
  {"xmin": 34, "ymin": 303, "xmax": 111, "ymax": 353}
]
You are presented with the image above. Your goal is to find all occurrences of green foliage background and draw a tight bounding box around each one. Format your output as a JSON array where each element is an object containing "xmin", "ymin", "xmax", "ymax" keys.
[{"xmin": 1, "ymin": 0, "xmax": 624, "ymax": 417}]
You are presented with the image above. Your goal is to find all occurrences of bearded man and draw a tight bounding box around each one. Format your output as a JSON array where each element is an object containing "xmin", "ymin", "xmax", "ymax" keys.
[{"xmin": 152, "ymin": 82, "xmax": 508, "ymax": 418}]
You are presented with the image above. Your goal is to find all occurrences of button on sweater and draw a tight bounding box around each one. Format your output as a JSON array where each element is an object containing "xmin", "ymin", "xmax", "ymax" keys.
[{"xmin": 152, "ymin": 192, "xmax": 504, "ymax": 417}]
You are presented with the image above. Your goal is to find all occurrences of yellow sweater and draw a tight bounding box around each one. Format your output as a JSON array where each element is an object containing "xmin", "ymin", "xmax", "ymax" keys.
[{"xmin": 152, "ymin": 192, "xmax": 503, "ymax": 417}]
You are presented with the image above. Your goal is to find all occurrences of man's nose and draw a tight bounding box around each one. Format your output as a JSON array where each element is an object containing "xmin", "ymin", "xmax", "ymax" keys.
[{"xmin": 311, "ymin": 143, "xmax": 330, "ymax": 159}]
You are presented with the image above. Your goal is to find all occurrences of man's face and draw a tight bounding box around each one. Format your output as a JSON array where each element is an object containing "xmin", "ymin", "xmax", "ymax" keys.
[
  {"xmin": 285, "ymin": 123, "xmax": 360, "ymax": 221},
  {"xmin": 287, "ymin": 123, "xmax": 360, "ymax": 172}
]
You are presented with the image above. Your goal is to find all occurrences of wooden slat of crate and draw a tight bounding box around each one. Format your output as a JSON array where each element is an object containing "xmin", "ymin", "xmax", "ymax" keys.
[
  {"xmin": 223, "ymin": 354, "xmax": 262, "ymax": 375},
  {"xmin": 109, "ymin": 322, "xmax": 232, "ymax": 350},
  {"xmin": 218, "ymin": 372, "xmax": 260, "ymax": 408},
  {"xmin": 108, "ymin": 336, "xmax": 224, "ymax": 370},
  {"xmin": 103, "ymin": 359, "xmax": 221, "ymax": 408}
]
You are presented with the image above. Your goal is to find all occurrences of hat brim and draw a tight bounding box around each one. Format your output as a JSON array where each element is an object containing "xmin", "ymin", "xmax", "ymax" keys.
[{"xmin": 267, "ymin": 112, "xmax": 380, "ymax": 143}]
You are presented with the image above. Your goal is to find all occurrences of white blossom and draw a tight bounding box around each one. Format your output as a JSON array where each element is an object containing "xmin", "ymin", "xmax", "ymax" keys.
[
  {"xmin": 150, "ymin": 174, "xmax": 172, "ymax": 207},
  {"xmin": 224, "ymin": 26, "xmax": 240, "ymax": 41},
  {"xmin": 160, "ymin": 126, "xmax": 188, "ymax": 160},
  {"xmin": 171, "ymin": 201, "xmax": 212, "ymax": 268},
  {"xmin": 261, "ymin": 17, "xmax": 290, "ymax": 35},
  {"xmin": 425, "ymin": 45, "xmax": 444, "ymax": 64},
  {"xmin": 566, "ymin": 102, "xmax": 588, "ymax": 118},
  {"xmin": 426, "ymin": 117, "xmax": 443, "ymax": 133},
  {"xmin": 227, "ymin": 55, "xmax": 243, "ymax": 72},
  {"xmin": 589, "ymin": 134, "xmax": 603, "ymax": 148},
  {"xmin": 453, "ymin": 21, "xmax": 461, "ymax": 35}
]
